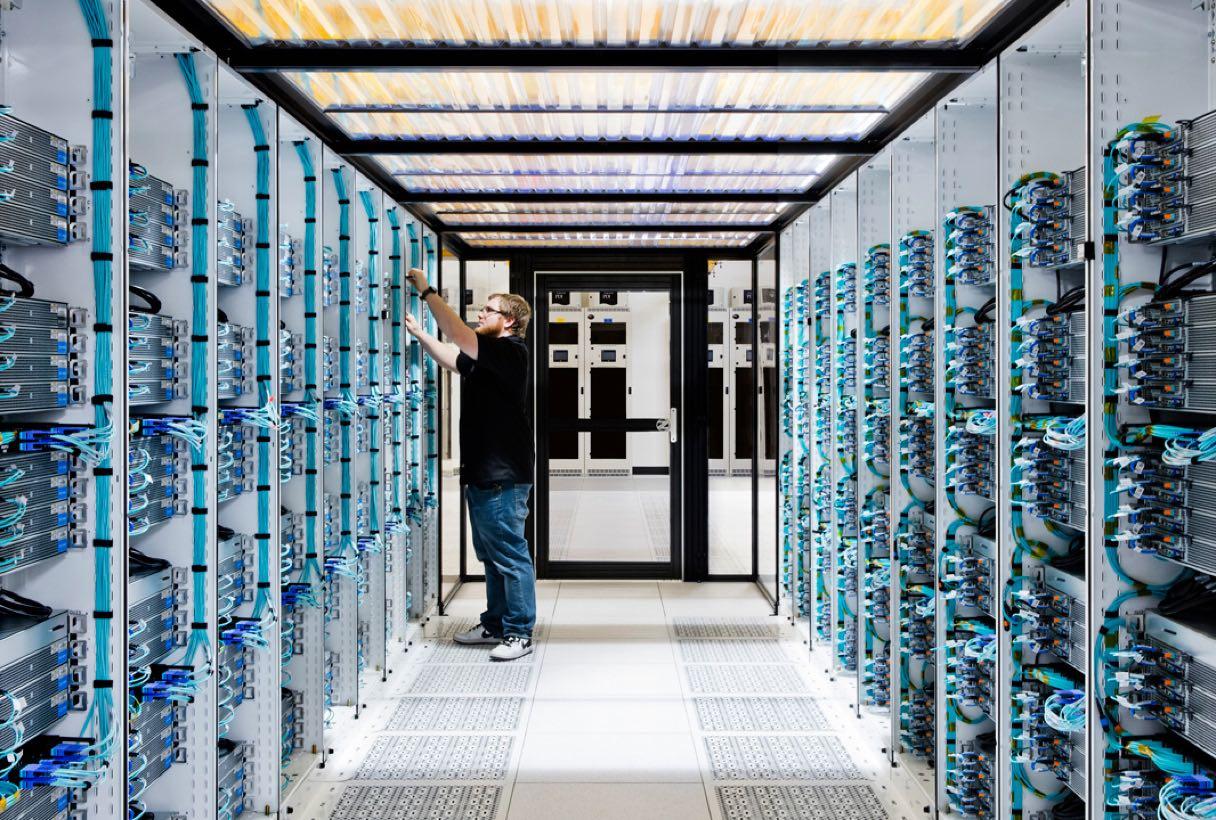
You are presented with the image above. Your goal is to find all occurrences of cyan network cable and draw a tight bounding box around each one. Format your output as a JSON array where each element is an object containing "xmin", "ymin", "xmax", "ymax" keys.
[
  {"xmin": 176, "ymin": 50, "xmax": 213, "ymax": 681},
  {"xmin": 358, "ymin": 190, "xmax": 382, "ymax": 557},
  {"xmin": 243, "ymin": 103, "xmax": 277, "ymax": 630},
  {"xmin": 292, "ymin": 141, "xmax": 324, "ymax": 595}
]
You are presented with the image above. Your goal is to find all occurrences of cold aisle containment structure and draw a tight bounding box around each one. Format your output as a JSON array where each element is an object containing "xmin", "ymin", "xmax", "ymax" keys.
[{"xmin": 0, "ymin": 0, "xmax": 1214, "ymax": 819}]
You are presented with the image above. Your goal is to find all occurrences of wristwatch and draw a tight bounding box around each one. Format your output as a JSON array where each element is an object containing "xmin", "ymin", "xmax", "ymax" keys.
[{"xmin": 419, "ymin": 286, "xmax": 437, "ymax": 300}]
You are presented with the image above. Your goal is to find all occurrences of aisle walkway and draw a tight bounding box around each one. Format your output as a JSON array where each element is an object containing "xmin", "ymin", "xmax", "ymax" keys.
[{"xmin": 295, "ymin": 582, "xmax": 899, "ymax": 820}]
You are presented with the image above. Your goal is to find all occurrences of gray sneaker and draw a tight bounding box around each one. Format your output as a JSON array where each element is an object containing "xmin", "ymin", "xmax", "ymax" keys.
[
  {"xmin": 489, "ymin": 635, "xmax": 534, "ymax": 662},
  {"xmin": 453, "ymin": 625, "xmax": 501, "ymax": 645}
]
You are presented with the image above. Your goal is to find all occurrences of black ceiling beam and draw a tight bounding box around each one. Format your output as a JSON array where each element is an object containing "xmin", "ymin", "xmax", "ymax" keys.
[
  {"xmin": 229, "ymin": 45, "xmax": 984, "ymax": 73},
  {"xmin": 326, "ymin": 103, "xmax": 891, "ymax": 115},
  {"xmin": 338, "ymin": 138, "xmax": 882, "ymax": 156},
  {"xmin": 396, "ymin": 192, "xmax": 814, "ymax": 204}
]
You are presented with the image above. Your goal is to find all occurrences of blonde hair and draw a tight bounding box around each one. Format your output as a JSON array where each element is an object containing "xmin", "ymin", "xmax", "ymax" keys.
[{"xmin": 490, "ymin": 293, "xmax": 531, "ymax": 338}]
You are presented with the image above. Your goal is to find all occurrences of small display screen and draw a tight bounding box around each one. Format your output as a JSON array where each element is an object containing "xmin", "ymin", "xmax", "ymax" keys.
[
  {"xmin": 549, "ymin": 323, "xmax": 579, "ymax": 345},
  {"xmin": 553, "ymin": 350, "xmax": 569, "ymax": 362},
  {"xmin": 601, "ymin": 350, "xmax": 617, "ymax": 362},
  {"xmin": 759, "ymin": 323, "xmax": 774, "ymax": 344},
  {"xmin": 598, "ymin": 291, "xmax": 618, "ymax": 305},
  {"xmin": 551, "ymin": 291, "xmax": 571, "ymax": 306},
  {"xmin": 746, "ymin": 349, "xmax": 753, "ymax": 362},
  {"xmin": 734, "ymin": 321, "xmax": 754, "ymax": 344},
  {"xmin": 590, "ymin": 321, "xmax": 627, "ymax": 345},
  {"xmin": 743, "ymin": 289, "xmax": 753, "ymax": 304},
  {"xmin": 707, "ymin": 322, "xmax": 724, "ymax": 345}
]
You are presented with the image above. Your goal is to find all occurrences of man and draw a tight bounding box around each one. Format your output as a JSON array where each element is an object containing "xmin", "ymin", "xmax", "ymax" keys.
[{"xmin": 402, "ymin": 267, "xmax": 537, "ymax": 661}]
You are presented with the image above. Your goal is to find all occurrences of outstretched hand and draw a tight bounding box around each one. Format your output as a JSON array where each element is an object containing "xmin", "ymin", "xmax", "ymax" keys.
[
  {"xmin": 407, "ymin": 267, "xmax": 429, "ymax": 293},
  {"xmin": 403, "ymin": 312, "xmax": 424, "ymax": 338}
]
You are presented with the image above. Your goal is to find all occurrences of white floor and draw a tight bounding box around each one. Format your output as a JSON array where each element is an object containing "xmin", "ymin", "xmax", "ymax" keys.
[{"xmin": 290, "ymin": 581, "xmax": 926, "ymax": 820}]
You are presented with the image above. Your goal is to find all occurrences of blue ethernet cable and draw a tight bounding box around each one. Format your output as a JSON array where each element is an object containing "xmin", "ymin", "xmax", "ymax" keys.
[
  {"xmin": 423, "ymin": 235, "xmax": 439, "ymax": 515},
  {"xmin": 243, "ymin": 104, "xmax": 276, "ymax": 628},
  {"xmin": 175, "ymin": 50, "xmax": 213, "ymax": 680},
  {"xmin": 385, "ymin": 208, "xmax": 407, "ymax": 544},
  {"xmin": 332, "ymin": 168, "xmax": 357, "ymax": 577},
  {"xmin": 292, "ymin": 141, "xmax": 324, "ymax": 592},
  {"xmin": 358, "ymin": 191, "xmax": 382, "ymax": 556},
  {"xmin": 70, "ymin": 0, "xmax": 117, "ymax": 784}
]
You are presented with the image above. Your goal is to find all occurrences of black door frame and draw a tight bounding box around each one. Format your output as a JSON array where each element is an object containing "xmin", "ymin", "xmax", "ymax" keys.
[{"xmin": 534, "ymin": 272, "xmax": 683, "ymax": 580}]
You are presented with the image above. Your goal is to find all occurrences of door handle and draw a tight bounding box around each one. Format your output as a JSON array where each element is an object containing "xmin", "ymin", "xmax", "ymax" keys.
[{"xmin": 668, "ymin": 408, "xmax": 677, "ymax": 444}]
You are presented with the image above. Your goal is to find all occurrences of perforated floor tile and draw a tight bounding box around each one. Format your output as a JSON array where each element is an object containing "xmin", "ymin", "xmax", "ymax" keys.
[
  {"xmin": 328, "ymin": 785, "xmax": 502, "ymax": 820},
  {"xmin": 716, "ymin": 785, "xmax": 887, "ymax": 820},
  {"xmin": 426, "ymin": 640, "xmax": 536, "ymax": 664},
  {"xmin": 383, "ymin": 697, "xmax": 525, "ymax": 732},
  {"xmin": 693, "ymin": 697, "xmax": 830, "ymax": 732},
  {"xmin": 677, "ymin": 639, "xmax": 792, "ymax": 664},
  {"xmin": 686, "ymin": 664, "xmax": 809, "ymax": 694},
  {"xmin": 407, "ymin": 665, "xmax": 532, "ymax": 695},
  {"xmin": 354, "ymin": 735, "xmax": 513, "ymax": 780},
  {"xmin": 672, "ymin": 618, "xmax": 782, "ymax": 638},
  {"xmin": 705, "ymin": 735, "xmax": 863, "ymax": 781}
]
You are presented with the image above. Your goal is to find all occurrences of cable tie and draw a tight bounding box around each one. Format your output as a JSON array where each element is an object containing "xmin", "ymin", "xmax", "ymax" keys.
[
  {"xmin": 90, "ymin": 180, "xmax": 113, "ymax": 191},
  {"xmin": 93, "ymin": 679, "xmax": 113, "ymax": 689},
  {"xmin": 91, "ymin": 109, "xmax": 113, "ymax": 120},
  {"xmin": 191, "ymin": 102, "xmax": 209, "ymax": 111},
  {"xmin": 91, "ymin": 394, "xmax": 113, "ymax": 405},
  {"xmin": 94, "ymin": 322, "xmax": 114, "ymax": 332},
  {"xmin": 190, "ymin": 275, "xmax": 208, "ymax": 284},
  {"xmin": 254, "ymin": 533, "xmax": 271, "ymax": 540},
  {"xmin": 257, "ymin": 581, "xmax": 271, "ymax": 588},
  {"xmin": 191, "ymin": 159, "xmax": 209, "ymax": 167},
  {"xmin": 91, "ymin": 38, "xmax": 113, "ymax": 47},
  {"xmin": 191, "ymin": 463, "xmax": 207, "ymax": 471},
  {"xmin": 253, "ymin": 144, "xmax": 270, "ymax": 152},
  {"xmin": 303, "ymin": 176, "xmax": 316, "ymax": 182},
  {"xmin": 93, "ymin": 611, "xmax": 112, "ymax": 619},
  {"xmin": 90, "ymin": 251, "xmax": 114, "ymax": 261},
  {"xmin": 190, "ymin": 334, "xmax": 209, "ymax": 342}
]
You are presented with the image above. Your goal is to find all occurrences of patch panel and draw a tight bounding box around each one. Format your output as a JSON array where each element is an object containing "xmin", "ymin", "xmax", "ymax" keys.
[
  {"xmin": 280, "ymin": 688, "xmax": 303, "ymax": 769},
  {"xmin": 128, "ymin": 298, "xmax": 188, "ymax": 406},
  {"xmin": 128, "ymin": 420, "xmax": 191, "ymax": 536},
  {"xmin": 218, "ymin": 415, "xmax": 256, "ymax": 503},
  {"xmin": 280, "ymin": 327, "xmax": 304, "ymax": 396},
  {"xmin": 280, "ymin": 231, "xmax": 300, "ymax": 298},
  {"xmin": 946, "ymin": 734, "xmax": 994, "ymax": 819},
  {"xmin": 128, "ymin": 163, "xmax": 186, "ymax": 272},
  {"xmin": 0, "ymin": 289, "xmax": 88, "ymax": 413},
  {"xmin": 127, "ymin": 563, "xmax": 183, "ymax": 678},
  {"xmin": 217, "ymin": 319, "xmax": 255, "ymax": 401},
  {"xmin": 0, "ymin": 431, "xmax": 89, "ymax": 573},
  {"xmin": 1042, "ymin": 565, "xmax": 1086, "ymax": 673},
  {"xmin": 128, "ymin": 698, "xmax": 182, "ymax": 808},
  {"xmin": 216, "ymin": 204, "xmax": 250, "ymax": 287},
  {"xmin": 279, "ymin": 405, "xmax": 307, "ymax": 484},
  {"xmin": 217, "ymin": 739, "xmax": 249, "ymax": 819},
  {"xmin": 1, "ymin": 606, "xmax": 83, "ymax": 805},
  {"xmin": 0, "ymin": 110, "xmax": 87, "ymax": 247}
]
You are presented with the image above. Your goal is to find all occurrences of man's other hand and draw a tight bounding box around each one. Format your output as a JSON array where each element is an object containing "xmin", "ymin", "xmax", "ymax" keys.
[
  {"xmin": 403, "ymin": 312, "xmax": 424, "ymax": 338},
  {"xmin": 407, "ymin": 267, "xmax": 429, "ymax": 293}
]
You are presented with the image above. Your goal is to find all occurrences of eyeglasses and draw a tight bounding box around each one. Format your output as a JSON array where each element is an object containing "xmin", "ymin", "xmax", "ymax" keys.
[{"xmin": 479, "ymin": 305, "xmax": 507, "ymax": 317}]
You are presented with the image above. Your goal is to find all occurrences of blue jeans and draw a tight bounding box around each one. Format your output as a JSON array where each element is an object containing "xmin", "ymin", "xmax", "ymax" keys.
[{"xmin": 465, "ymin": 482, "xmax": 536, "ymax": 639}]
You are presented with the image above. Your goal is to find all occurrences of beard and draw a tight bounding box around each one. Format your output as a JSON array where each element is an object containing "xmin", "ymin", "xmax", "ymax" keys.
[{"xmin": 474, "ymin": 324, "xmax": 497, "ymax": 336}]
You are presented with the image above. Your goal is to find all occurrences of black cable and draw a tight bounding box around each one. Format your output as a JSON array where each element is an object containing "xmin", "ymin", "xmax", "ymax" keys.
[
  {"xmin": 128, "ymin": 284, "xmax": 162, "ymax": 315},
  {"xmin": 0, "ymin": 588, "xmax": 52, "ymax": 620},
  {"xmin": 0, "ymin": 264, "xmax": 35, "ymax": 298},
  {"xmin": 217, "ymin": 524, "xmax": 236, "ymax": 541},
  {"xmin": 129, "ymin": 547, "xmax": 170, "ymax": 573},
  {"xmin": 921, "ymin": 317, "xmax": 935, "ymax": 334},
  {"xmin": 1046, "ymin": 284, "xmax": 1085, "ymax": 316},
  {"xmin": 975, "ymin": 297, "xmax": 997, "ymax": 325},
  {"xmin": 978, "ymin": 505, "xmax": 996, "ymax": 537},
  {"xmin": 1157, "ymin": 576, "xmax": 1216, "ymax": 619},
  {"xmin": 1152, "ymin": 260, "xmax": 1216, "ymax": 303}
]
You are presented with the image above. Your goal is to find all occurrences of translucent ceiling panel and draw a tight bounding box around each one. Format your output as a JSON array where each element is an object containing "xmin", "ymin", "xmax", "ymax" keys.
[
  {"xmin": 203, "ymin": 0, "xmax": 1014, "ymax": 47},
  {"xmin": 382, "ymin": 154, "xmax": 828, "ymax": 193},
  {"xmin": 425, "ymin": 202, "xmax": 788, "ymax": 226},
  {"xmin": 457, "ymin": 231, "xmax": 759, "ymax": 248},
  {"xmin": 284, "ymin": 70, "xmax": 928, "ymax": 140}
]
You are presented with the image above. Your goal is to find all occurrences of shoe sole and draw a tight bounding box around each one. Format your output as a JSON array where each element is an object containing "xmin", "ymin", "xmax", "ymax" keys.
[
  {"xmin": 452, "ymin": 636, "xmax": 500, "ymax": 646},
  {"xmin": 489, "ymin": 645, "xmax": 534, "ymax": 662}
]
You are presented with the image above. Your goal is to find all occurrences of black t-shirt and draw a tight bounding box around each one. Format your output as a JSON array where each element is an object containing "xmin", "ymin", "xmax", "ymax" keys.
[{"xmin": 456, "ymin": 334, "xmax": 534, "ymax": 485}]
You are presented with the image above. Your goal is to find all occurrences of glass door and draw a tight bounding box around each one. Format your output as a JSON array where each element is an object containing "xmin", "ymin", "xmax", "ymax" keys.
[{"xmin": 535, "ymin": 275, "xmax": 681, "ymax": 579}]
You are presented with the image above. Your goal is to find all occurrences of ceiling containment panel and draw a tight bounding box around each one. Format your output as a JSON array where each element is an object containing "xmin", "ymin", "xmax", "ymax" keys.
[
  {"xmin": 381, "ymin": 154, "xmax": 833, "ymax": 194},
  {"xmin": 202, "ymin": 0, "xmax": 1014, "ymax": 47},
  {"xmin": 426, "ymin": 201, "xmax": 787, "ymax": 226},
  {"xmin": 285, "ymin": 70, "xmax": 927, "ymax": 141},
  {"xmin": 457, "ymin": 231, "xmax": 759, "ymax": 248}
]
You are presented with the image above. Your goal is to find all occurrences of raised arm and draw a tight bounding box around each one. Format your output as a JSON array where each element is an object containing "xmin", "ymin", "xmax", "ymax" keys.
[
  {"xmin": 407, "ymin": 266, "xmax": 480, "ymax": 360},
  {"xmin": 403, "ymin": 312, "xmax": 460, "ymax": 374}
]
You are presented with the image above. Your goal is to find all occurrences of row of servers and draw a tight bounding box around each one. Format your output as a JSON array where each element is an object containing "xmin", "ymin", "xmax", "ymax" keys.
[
  {"xmin": 0, "ymin": 2, "xmax": 441, "ymax": 818},
  {"xmin": 777, "ymin": 1, "xmax": 1216, "ymax": 818}
]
